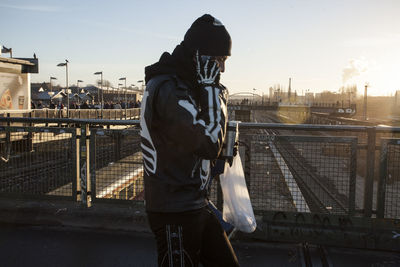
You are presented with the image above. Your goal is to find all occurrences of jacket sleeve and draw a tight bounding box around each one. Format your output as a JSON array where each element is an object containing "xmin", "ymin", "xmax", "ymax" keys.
[{"xmin": 155, "ymin": 81, "xmax": 228, "ymax": 159}]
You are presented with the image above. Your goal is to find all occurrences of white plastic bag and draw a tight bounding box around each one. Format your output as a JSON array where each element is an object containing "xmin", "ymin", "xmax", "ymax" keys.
[{"xmin": 220, "ymin": 152, "xmax": 257, "ymax": 233}]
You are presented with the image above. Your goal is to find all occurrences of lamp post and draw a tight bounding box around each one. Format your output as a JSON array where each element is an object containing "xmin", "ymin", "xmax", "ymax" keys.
[
  {"xmin": 94, "ymin": 71, "xmax": 103, "ymax": 117},
  {"xmin": 50, "ymin": 76, "xmax": 57, "ymax": 93},
  {"xmin": 57, "ymin": 59, "xmax": 69, "ymax": 117},
  {"xmin": 137, "ymin": 80, "xmax": 144, "ymax": 91},
  {"xmin": 119, "ymin": 77, "xmax": 127, "ymax": 115},
  {"xmin": 118, "ymin": 83, "xmax": 123, "ymax": 102},
  {"xmin": 253, "ymin": 88, "xmax": 256, "ymax": 105},
  {"xmin": 77, "ymin": 80, "xmax": 83, "ymax": 94},
  {"xmin": 77, "ymin": 80, "xmax": 83, "ymax": 104}
]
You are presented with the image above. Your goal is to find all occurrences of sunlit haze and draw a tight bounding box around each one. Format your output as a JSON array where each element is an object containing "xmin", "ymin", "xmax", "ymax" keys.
[{"xmin": 1, "ymin": 0, "xmax": 399, "ymax": 96}]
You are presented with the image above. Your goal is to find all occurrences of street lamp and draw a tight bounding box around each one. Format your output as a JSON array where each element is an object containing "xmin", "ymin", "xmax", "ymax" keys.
[
  {"xmin": 137, "ymin": 80, "xmax": 144, "ymax": 91},
  {"xmin": 57, "ymin": 59, "xmax": 69, "ymax": 116},
  {"xmin": 76, "ymin": 80, "xmax": 83, "ymax": 104},
  {"xmin": 77, "ymin": 80, "xmax": 83, "ymax": 94},
  {"xmin": 50, "ymin": 76, "xmax": 57, "ymax": 93},
  {"xmin": 94, "ymin": 71, "xmax": 103, "ymax": 117},
  {"xmin": 119, "ymin": 77, "xmax": 127, "ymax": 114},
  {"xmin": 253, "ymin": 88, "xmax": 256, "ymax": 105},
  {"xmin": 119, "ymin": 77, "xmax": 127, "ymax": 88}
]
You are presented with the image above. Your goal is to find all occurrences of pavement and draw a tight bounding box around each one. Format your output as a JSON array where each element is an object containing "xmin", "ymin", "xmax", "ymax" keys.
[
  {"xmin": 1, "ymin": 225, "xmax": 400, "ymax": 267},
  {"xmin": 0, "ymin": 199, "xmax": 399, "ymax": 266}
]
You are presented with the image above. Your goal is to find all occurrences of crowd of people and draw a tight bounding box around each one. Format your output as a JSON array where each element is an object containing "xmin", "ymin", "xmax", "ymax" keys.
[{"xmin": 31, "ymin": 100, "xmax": 141, "ymax": 110}]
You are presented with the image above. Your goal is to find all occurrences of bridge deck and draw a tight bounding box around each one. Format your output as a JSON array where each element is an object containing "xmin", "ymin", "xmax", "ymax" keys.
[{"xmin": 1, "ymin": 225, "xmax": 399, "ymax": 267}]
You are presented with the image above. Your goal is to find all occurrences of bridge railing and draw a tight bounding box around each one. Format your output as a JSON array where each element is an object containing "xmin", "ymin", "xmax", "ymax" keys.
[
  {"xmin": 0, "ymin": 117, "xmax": 400, "ymax": 250},
  {"xmin": 2, "ymin": 108, "xmax": 141, "ymax": 120},
  {"xmin": 0, "ymin": 118, "xmax": 399, "ymax": 214},
  {"xmin": 0, "ymin": 125, "xmax": 77, "ymax": 200}
]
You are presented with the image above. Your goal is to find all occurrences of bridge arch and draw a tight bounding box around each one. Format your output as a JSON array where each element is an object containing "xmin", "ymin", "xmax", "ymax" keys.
[{"xmin": 229, "ymin": 92, "xmax": 263, "ymax": 98}]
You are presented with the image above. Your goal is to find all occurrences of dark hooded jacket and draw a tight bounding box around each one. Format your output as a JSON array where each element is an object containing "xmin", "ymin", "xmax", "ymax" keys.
[{"xmin": 140, "ymin": 43, "xmax": 228, "ymax": 212}]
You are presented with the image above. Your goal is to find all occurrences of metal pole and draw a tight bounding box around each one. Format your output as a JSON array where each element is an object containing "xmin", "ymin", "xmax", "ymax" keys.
[
  {"xmin": 364, "ymin": 127, "xmax": 376, "ymax": 217},
  {"xmin": 79, "ymin": 123, "xmax": 91, "ymax": 207},
  {"xmin": 124, "ymin": 79, "xmax": 127, "ymax": 119},
  {"xmin": 363, "ymin": 84, "xmax": 368, "ymax": 121},
  {"xmin": 376, "ymin": 139, "xmax": 388, "ymax": 219},
  {"xmin": 66, "ymin": 62, "xmax": 69, "ymax": 118},
  {"xmin": 101, "ymin": 73, "xmax": 103, "ymax": 119}
]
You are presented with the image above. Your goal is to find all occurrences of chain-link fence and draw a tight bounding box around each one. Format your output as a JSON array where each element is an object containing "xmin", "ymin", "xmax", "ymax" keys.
[
  {"xmin": 0, "ymin": 126, "xmax": 76, "ymax": 199},
  {"xmin": 377, "ymin": 138, "xmax": 400, "ymax": 219},
  {"xmin": 1, "ymin": 117, "xmax": 400, "ymax": 220},
  {"xmin": 213, "ymin": 132, "xmax": 357, "ymax": 216},
  {"xmin": 90, "ymin": 127, "xmax": 143, "ymax": 202}
]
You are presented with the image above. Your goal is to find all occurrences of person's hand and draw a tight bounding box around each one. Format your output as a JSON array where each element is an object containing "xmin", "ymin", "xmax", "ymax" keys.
[{"xmin": 196, "ymin": 50, "xmax": 220, "ymax": 86}]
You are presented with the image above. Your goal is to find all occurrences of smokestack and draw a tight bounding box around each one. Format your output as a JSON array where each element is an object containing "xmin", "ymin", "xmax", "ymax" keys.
[
  {"xmin": 288, "ymin": 78, "xmax": 291, "ymax": 101},
  {"xmin": 363, "ymin": 83, "xmax": 368, "ymax": 120}
]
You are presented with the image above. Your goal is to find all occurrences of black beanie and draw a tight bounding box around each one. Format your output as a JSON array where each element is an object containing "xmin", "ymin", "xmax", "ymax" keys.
[{"xmin": 183, "ymin": 14, "xmax": 231, "ymax": 56}]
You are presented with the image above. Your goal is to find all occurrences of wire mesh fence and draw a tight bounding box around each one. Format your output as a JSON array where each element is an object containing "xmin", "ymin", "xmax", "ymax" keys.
[
  {"xmin": 226, "ymin": 133, "xmax": 357, "ymax": 215},
  {"xmin": 0, "ymin": 126, "xmax": 76, "ymax": 198},
  {"xmin": 1, "ymin": 117, "xmax": 400, "ymax": 222},
  {"xmin": 90, "ymin": 128, "xmax": 143, "ymax": 202},
  {"xmin": 378, "ymin": 139, "xmax": 400, "ymax": 219}
]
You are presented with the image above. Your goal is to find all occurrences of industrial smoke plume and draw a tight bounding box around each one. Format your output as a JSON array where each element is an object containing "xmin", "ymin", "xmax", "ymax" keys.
[{"xmin": 342, "ymin": 58, "xmax": 368, "ymax": 84}]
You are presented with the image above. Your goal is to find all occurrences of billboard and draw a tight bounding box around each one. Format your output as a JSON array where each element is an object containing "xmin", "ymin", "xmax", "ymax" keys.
[{"xmin": 0, "ymin": 69, "xmax": 30, "ymax": 113}]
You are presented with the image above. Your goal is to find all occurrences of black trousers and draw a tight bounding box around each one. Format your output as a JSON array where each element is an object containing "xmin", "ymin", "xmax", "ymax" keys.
[{"xmin": 147, "ymin": 206, "xmax": 240, "ymax": 267}]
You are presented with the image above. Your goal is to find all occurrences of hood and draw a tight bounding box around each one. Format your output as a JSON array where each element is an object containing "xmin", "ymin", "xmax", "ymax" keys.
[{"xmin": 145, "ymin": 43, "xmax": 198, "ymax": 88}]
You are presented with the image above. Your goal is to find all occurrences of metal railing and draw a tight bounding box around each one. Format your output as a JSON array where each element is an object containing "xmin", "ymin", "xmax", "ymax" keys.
[
  {"xmin": 1, "ymin": 117, "xmax": 400, "ymax": 250},
  {"xmin": 0, "ymin": 125, "xmax": 76, "ymax": 200},
  {"xmin": 24, "ymin": 108, "xmax": 140, "ymax": 120},
  {"xmin": 1, "ymin": 117, "xmax": 399, "ymax": 216},
  {"xmin": 377, "ymin": 138, "xmax": 400, "ymax": 219}
]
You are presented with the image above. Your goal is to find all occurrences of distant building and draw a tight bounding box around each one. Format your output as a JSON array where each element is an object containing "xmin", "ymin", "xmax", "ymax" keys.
[
  {"xmin": 315, "ymin": 91, "xmax": 342, "ymax": 106},
  {"xmin": 305, "ymin": 92, "xmax": 314, "ymax": 104}
]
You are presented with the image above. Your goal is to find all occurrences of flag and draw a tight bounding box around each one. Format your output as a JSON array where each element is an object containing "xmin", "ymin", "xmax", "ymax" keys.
[{"xmin": 1, "ymin": 46, "xmax": 12, "ymax": 53}]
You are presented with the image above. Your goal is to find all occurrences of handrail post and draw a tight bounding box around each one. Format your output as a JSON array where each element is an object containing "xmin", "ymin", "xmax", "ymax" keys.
[
  {"xmin": 78, "ymin": 123, "xmax": 91, "ymax": 207},
  {"xmin": 376, "ymin": 139, "xmax": 388, "ymax": 218},
  {"xmin": 363, "ymin": 126, "xmax": 376, "ymax": 217}
]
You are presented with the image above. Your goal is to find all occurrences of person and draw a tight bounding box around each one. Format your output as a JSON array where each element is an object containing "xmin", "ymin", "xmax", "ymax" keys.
[
  {"xmin": 140, "ymin": 14, "xmax": 239, "ymax": 266},
  {"xmin": 80, "ymin": 100, "xmax": 89, "ymax": 109},
  {"xmin": 49, "ymin": 101, "xmax": 56, "ymax": 109},
  {"xmin": 70, "ymin": 101, "xmax": 78, "ymax": 109},
  {"xmin": 113, "ymin": 101, "xmax": 122, "ymax": 109}
]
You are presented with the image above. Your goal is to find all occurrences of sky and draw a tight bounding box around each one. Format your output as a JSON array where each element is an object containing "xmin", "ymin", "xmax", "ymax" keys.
[{"xmin": 1, "ymin": 0, "xmax": 400, "ymax": 96}]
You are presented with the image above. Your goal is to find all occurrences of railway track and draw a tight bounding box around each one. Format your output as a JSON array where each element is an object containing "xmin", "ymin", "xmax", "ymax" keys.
[
  {"xmin": 0, "ymin": 133, "xmax": 141, "ymax": 195},
  {"xmin": 255, "ymin": 110, "xmax": 350, "ymax": 214}
]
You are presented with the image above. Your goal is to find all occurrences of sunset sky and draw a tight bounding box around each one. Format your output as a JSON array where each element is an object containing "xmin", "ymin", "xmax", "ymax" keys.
[{"xmin": 1, "ymin": 0, "xmax": 399, "ymax": 96}]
